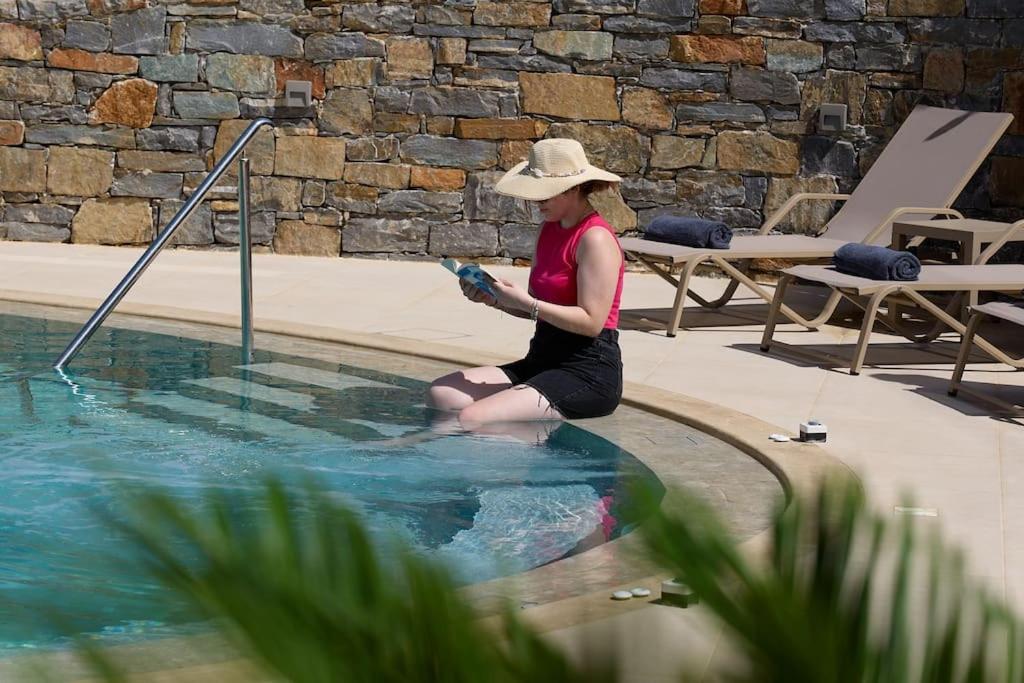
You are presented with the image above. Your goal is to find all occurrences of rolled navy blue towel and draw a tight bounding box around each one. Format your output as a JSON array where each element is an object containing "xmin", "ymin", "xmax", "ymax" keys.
[
  {"xmin": 645, "ymin": 215, "xmax": 733, "ymax": 249},
  {"xmin": 833, "ymin": 243, "xmax": 921, "ymax": 281}
]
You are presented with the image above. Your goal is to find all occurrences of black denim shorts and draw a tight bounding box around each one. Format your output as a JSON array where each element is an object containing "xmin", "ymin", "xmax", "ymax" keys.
[{"xmin": 499, "ymin": 321, "xmax": 623, "ymax": 420}]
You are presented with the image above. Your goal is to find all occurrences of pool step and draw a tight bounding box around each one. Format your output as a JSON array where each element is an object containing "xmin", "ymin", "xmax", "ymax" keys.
[
  {"xmin": 237, "ymin": 362, "xmax": 399, "ymax": 392},
  {"xmin": 182, "ymin": 376, "xmax": 317, "ymax": 412}
]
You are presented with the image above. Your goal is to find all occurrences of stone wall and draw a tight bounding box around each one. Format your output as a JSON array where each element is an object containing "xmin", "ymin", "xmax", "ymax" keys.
[{"xmin": 0, "ymin": 0, "xmax": 1021, "ymax": 260}]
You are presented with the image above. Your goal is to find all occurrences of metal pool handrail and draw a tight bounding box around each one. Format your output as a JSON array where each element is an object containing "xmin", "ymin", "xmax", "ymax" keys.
[{"xmin": 53, "ymin": 117, "xmax": 273, "ymax": 371}]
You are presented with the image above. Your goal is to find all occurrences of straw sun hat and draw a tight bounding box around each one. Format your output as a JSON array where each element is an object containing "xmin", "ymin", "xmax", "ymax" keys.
[{"xmin": 494, "ymin": 138, "xmax": 621, "ymax": 201}]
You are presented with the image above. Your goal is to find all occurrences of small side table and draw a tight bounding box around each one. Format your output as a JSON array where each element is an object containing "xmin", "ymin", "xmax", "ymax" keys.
[{"xmin": 892, "ymin": 218, "xmax": 1024, "ymax": 311}]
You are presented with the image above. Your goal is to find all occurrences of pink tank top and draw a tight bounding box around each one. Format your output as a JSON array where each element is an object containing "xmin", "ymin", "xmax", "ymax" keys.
[{"xmin": 528, "ymin": 212, "xmax": 624, "ymax": 330}]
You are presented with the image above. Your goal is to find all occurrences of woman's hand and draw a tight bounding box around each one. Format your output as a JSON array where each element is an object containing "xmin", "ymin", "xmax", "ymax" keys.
[
  {"xmin": 491, "ymin": 278, "xmax": 534, "ymax": 314},
  {"xmin": 460, "ymin": 278, "xmax": 497, "ymax": 307}
]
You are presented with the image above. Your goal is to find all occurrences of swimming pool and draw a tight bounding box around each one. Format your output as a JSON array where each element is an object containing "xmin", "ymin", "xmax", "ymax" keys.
[{"xmin": 0, "ymin": 302, "xmax": 781, "ymax": 659}]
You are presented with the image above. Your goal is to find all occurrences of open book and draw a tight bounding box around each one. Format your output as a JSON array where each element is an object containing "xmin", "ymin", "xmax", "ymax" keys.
[{"xmin": 440, "ymin": 258, "xmax": 497, "ymax": 298}]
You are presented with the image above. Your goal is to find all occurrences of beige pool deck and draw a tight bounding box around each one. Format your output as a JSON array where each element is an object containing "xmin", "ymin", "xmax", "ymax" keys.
[{"xmin": 1, "ymin": 239, "xmax": 1022, "ymax": 681}]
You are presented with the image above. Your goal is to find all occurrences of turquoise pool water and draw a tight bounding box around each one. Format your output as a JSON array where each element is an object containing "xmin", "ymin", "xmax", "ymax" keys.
[{"xmin": 0, "ymin": 310, "xmax": 664, "ymax": 654}]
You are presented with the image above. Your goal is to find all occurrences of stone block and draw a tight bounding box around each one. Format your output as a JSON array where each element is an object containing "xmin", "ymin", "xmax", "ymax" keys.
[
  {"xmin": 89, "ymin": 78, "xmax": 157, "ymax": 128},
  {"xmin": 136, "ymin": 126, "xmax": 199, "ymax": 152},
  {"xmin": 428, "ymin": 221, "xmax": 499, "ymax": 256},
  {"xmin": 801, "ymin": 69, "xmax": 868, "ymax": 124},
  {"xmin": 64, "ymin": 20, "xmax": 109, "ymax": 51},
  {"xmin": 621, "ymin": 87, "xmax": 673, "ymax": 130},
  {"xmin": 212, "ymin": 119, "xmax": 275, "ymax": 176},
  {"xmin": 639, "ymin": 68, "xmax": 727, "ymax": 91},
  {"xmin": 187, "ymin": 20, "xmax": 303, "ymax": 57},
  {"xmin": 5, "ymin": 203, "xmax": 75, "ymax": 224},
  {"xmin": 637, "ymin": 0, "xmax": 696, "ymax": 15},
  {"xmin": 907, "ymin": 17, "xmax": 1001, "ymax": 44},
  {"xmin": 589, "ymin": 190, "xmax": 637, "ymax": 231},
  {"xmin": 110, "ymin": 171, "xmax": 182, "ymax": 198},
  {"xmin": 139, "ymin": 54, "xmax": 199, "ymax": 83},
  {"xmin": 18, "ymin": 0, "xmax": 88, "ymax": 20},
  {"xmin": 766, "ymin": 39, "xmax": 823, "ymax": 73},
  {"xmin": 305, "ymin": 32, "xmax": 385, "ymax": 61},
  {"xmin": 552, "ymin": 0, "xmax": 634, "ymax": 12},
  {"xmin": 677, "ymin": 102, "xmax": 766, "ymax": 123},
  {"xmin": 602, "ymin": 16, "xmax": 693, "ymax": 32},
  {"xmin": 320, "ymin": 88, "xmax": 373, "ymax": 135},
  {"xmin": 409, "ymin": 87, "xmax": 502, "ymax": 118},
  {"xmin": 379, "ymin": 189, "xmax": 462, "ymax": 215},
  {"xmin": 801, "ymin": 136, "xmax": 857, "ymax": 176},
  {"xmin": 47, "ymin": 48, "xmax": 138, "ymax": 74},
  {"xmin": 386, "ymin": 36, "xmax": 433, "ymax": 80},
  {"xmin": 697, "ymin": 16, "xmax": 732, "ymax": 34},
  {"xmin": 326, "ymin": 59, "xmax": 379, "ymax": 87},
  {"xmin": 733, "ymin": 16, "xmax": 803, "ymax": 38},
  {"xmin": 968, "ymin": 0, "xmax": 1024, "ymax": 17},
  {"xmin": 519, "ymin": 72, "xmax": 619, "ymax": 121},
  {"xmin": 241, "ymin": 176, "xmax": 297, "ymax": 213},
  {"xmin": 1001, "ymin": 71, "xmax": 1024, "ymax": 135},
  {"xmin": 213, "ymin": 211, "xmax": 275, "ymax": 245},
  {"xmin": 701, "ymin": 0, "xmax": 746, "ymax": 13},
  {"xmin": 25, "ymin": 124, "xmax": 135, "ymax": 147},
  {"xmin": 344, "ymin": 217, "xmax": 428, "ymax": 253},
  {"xmin": 889, "ymin": 0, "xmax": 964, "ymax": 16},
  {"xmin": 621, "ymin": 177, "xmax": 678, "ymax": 205},
  {"xmin": 474, "ymin": 1, "xmax": 551, "ymax": 26},
  {"xmin": 498, "ymin": 223, "xmax": 539, "ymax": 259},
  {"xmin": 825, "ymin": 0, "xmax": 865, "ymax": 18},
  {"xmin": 159, "ymin": 197, "xmax": 213, "ymax": 245},
  {"xmin": 274, "ymin": 59, "xmax": 325, "ymax": 100},
  {"xmin": 47, "ymin": 147, "xmax": 114, "ymax": 196},
  {"xmin": 731, "ymin": 66, "xmax": 800, "ymax": 104},
  {"xmin": 924, "ymin": 48, "xmax": 965, "ymax": 93},
  {"xmin": 400, "ymin": 135, "xmax": 498, "ymax": 170},
  {"xmin": 342, "ymin": 3, "xmax": 414, "ymax": 32},
  {"xmin": 534, "ymin": 30, "xmax": 613, "ymax": 60},
  {"xmin": 72, "ymin": 197, "xmax": 153, "ymax": 244},
  {"xmin": 650, "ymin": 136, "xmax": 705, "ymax": 169},
  {"xmin": 0, "ymin": 147, "xmax": 45, "ymax": 192},
  {"xmin": 855, "ymin": 45, "xmax": 921, "ymax": 72},
  {"xmin": 343, "ymin": 138, "xmax": 397, "ymax": 163},
  {"xmin": 613, "ymin": 35, "xmax": 670, "ymax": 60},
  {"xmin": 275, "ymin": 136, "xmax": 346, "ymax": 180},
  {"xmin": 374, "ymin": 112, "xmax": 420, "ymax": 134},
  {"xmin": 764, "ymin": 176, "xmax": 839, "ymax": 233},
  {"xmin": 206, "ymin": 53, "xmax": 276, "ymax": 95},
  {"xmin": 410, "ymin": 166, "xmax": 466, "ymax": 192},
  {"xmin": 547, "ymin": 122, "xmax": 647, "ymax": 174},
  {"xmin": 343, "ymin": 162, "xmax": 410, "ymax": 189},
  {"xmin": 118, "ymin": 150, "xmax": 206, "ymax": 172},
  {"xmin": 0, "ymin": 119, "xmax": 23, "ymax": 145},
  {"xmin": 991, "ymin": 157, "xmax": 1024, "ymax": 206},
  {"xmin": 453, "ymin": 118, "xmax": 546, "ymax": 140},
  {"xmin": 437, "ymin": 37, "xmax": 467, "ymax": 65},
  {"xmin": 676, "ymin": 170, "xmax": 746, "ymax": 208},
  {"xmin": 717, "ymin": 131, "xmax": 799, "ymax": 174},
  {"xmin": 748, "ymin": 0, "xmax": 821, "ymax": 17},
  {"xmin": 273, "ymin": 220, "xmax": 340, "ymax": 256},
  {"xmin": 463, "ymin": 170, "xmax": 538, "ymax": 222},
  {"xmin": 87, "ymin": 0, "xmax": 147, "ymax": 17},
  {"xmin": 326, "ymin": 182, "xmax": 378, "ymax": 213},
  {"xmin": 2, "ymin": 222, "xmax": 70, "ymax": 241},
  {"xmin": 803, "ymin": 21, "xmax": 905, "ymax": 43},
  {"xmin": 0, "ymin": 22, "xmax": 42, "ymax": 60},
  {"xmin": 110, "ymin": 7, "xmax": 167, "ymax": 54},
  {"xmin": 173, "ymin": 91, "xmax": 240, "ymax": 119},
  {"xmin": 670, "ymin": 35, "xmax": 765, "ymax": 64}
]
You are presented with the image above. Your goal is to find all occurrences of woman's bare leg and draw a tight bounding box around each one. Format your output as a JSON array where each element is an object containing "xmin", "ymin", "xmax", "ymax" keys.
[
  {"xmin": 427, "ymin": 366, "xmax": 513, "ymax": 412},
  {"xmin": 457, "ymin": 384, "xmax": 563, "ymax": 429}
]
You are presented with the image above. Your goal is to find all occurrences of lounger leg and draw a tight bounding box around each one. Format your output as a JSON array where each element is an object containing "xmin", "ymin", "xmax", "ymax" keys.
[
  {"xmin": 949, "ymin": 311, "xmax": 984, "ymax": 397},
  {"xmin": 667, "ymin": 255, "xmax": 708, "ymax": 337},
  {"xmin": 760, "ymin": 273, "xmax": 793, "ymax": 352},
  {"xmin": 850, "ymin": 287, "xmax": 895, "ymax": 376}
]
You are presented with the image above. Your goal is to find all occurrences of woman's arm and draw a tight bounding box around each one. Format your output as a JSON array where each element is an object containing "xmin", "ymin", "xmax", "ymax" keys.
[{"xmin": 492, "ymin": 228, "xmax": 621, "ymax": 337}]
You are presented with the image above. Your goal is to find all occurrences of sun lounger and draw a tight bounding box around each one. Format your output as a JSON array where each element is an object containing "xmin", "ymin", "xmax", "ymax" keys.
[
  {"xmin": 949, "ymin": 301, "xmax": 1024, "ymax": 399},
  {"xmin": 621, "ymin": 106, "xmax": 1014, "ymax": 336},
  {"xmin": 760, "ymin": 220, "xmax": 1024, "ymax": 375}
]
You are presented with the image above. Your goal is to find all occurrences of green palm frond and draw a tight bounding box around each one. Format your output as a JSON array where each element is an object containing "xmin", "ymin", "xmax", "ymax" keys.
[
  {"xmin": 95, "ymin": 479, "xmax": 609, "ymax": 683},
  {"xmin": 641, "ymin": 476, "xmax": 1024, "ymax": 683}
]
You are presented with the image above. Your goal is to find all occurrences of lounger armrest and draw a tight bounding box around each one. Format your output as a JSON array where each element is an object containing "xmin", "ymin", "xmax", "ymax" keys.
[
  {"xmin": 861, "ymin": 207, "xmax": 965, "ymax": 245},
  {"xmin": 760, "ymin": 193, "xmax": 852, "ymax": 235},
  {"xmin": 978, "ymin": 219, "xmax": 1024, "ymax": 265}
]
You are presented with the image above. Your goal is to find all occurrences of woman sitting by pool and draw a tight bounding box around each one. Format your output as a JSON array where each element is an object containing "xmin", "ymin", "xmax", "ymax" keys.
[{"xmin": 428, "ymin": 138, "xmax": 625, "ymax": 427}]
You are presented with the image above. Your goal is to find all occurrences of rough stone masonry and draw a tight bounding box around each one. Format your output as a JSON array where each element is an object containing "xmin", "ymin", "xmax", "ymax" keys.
[{"xmin": 0, "ymin": 0, "xmax": 1021, "ymax": 260}]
